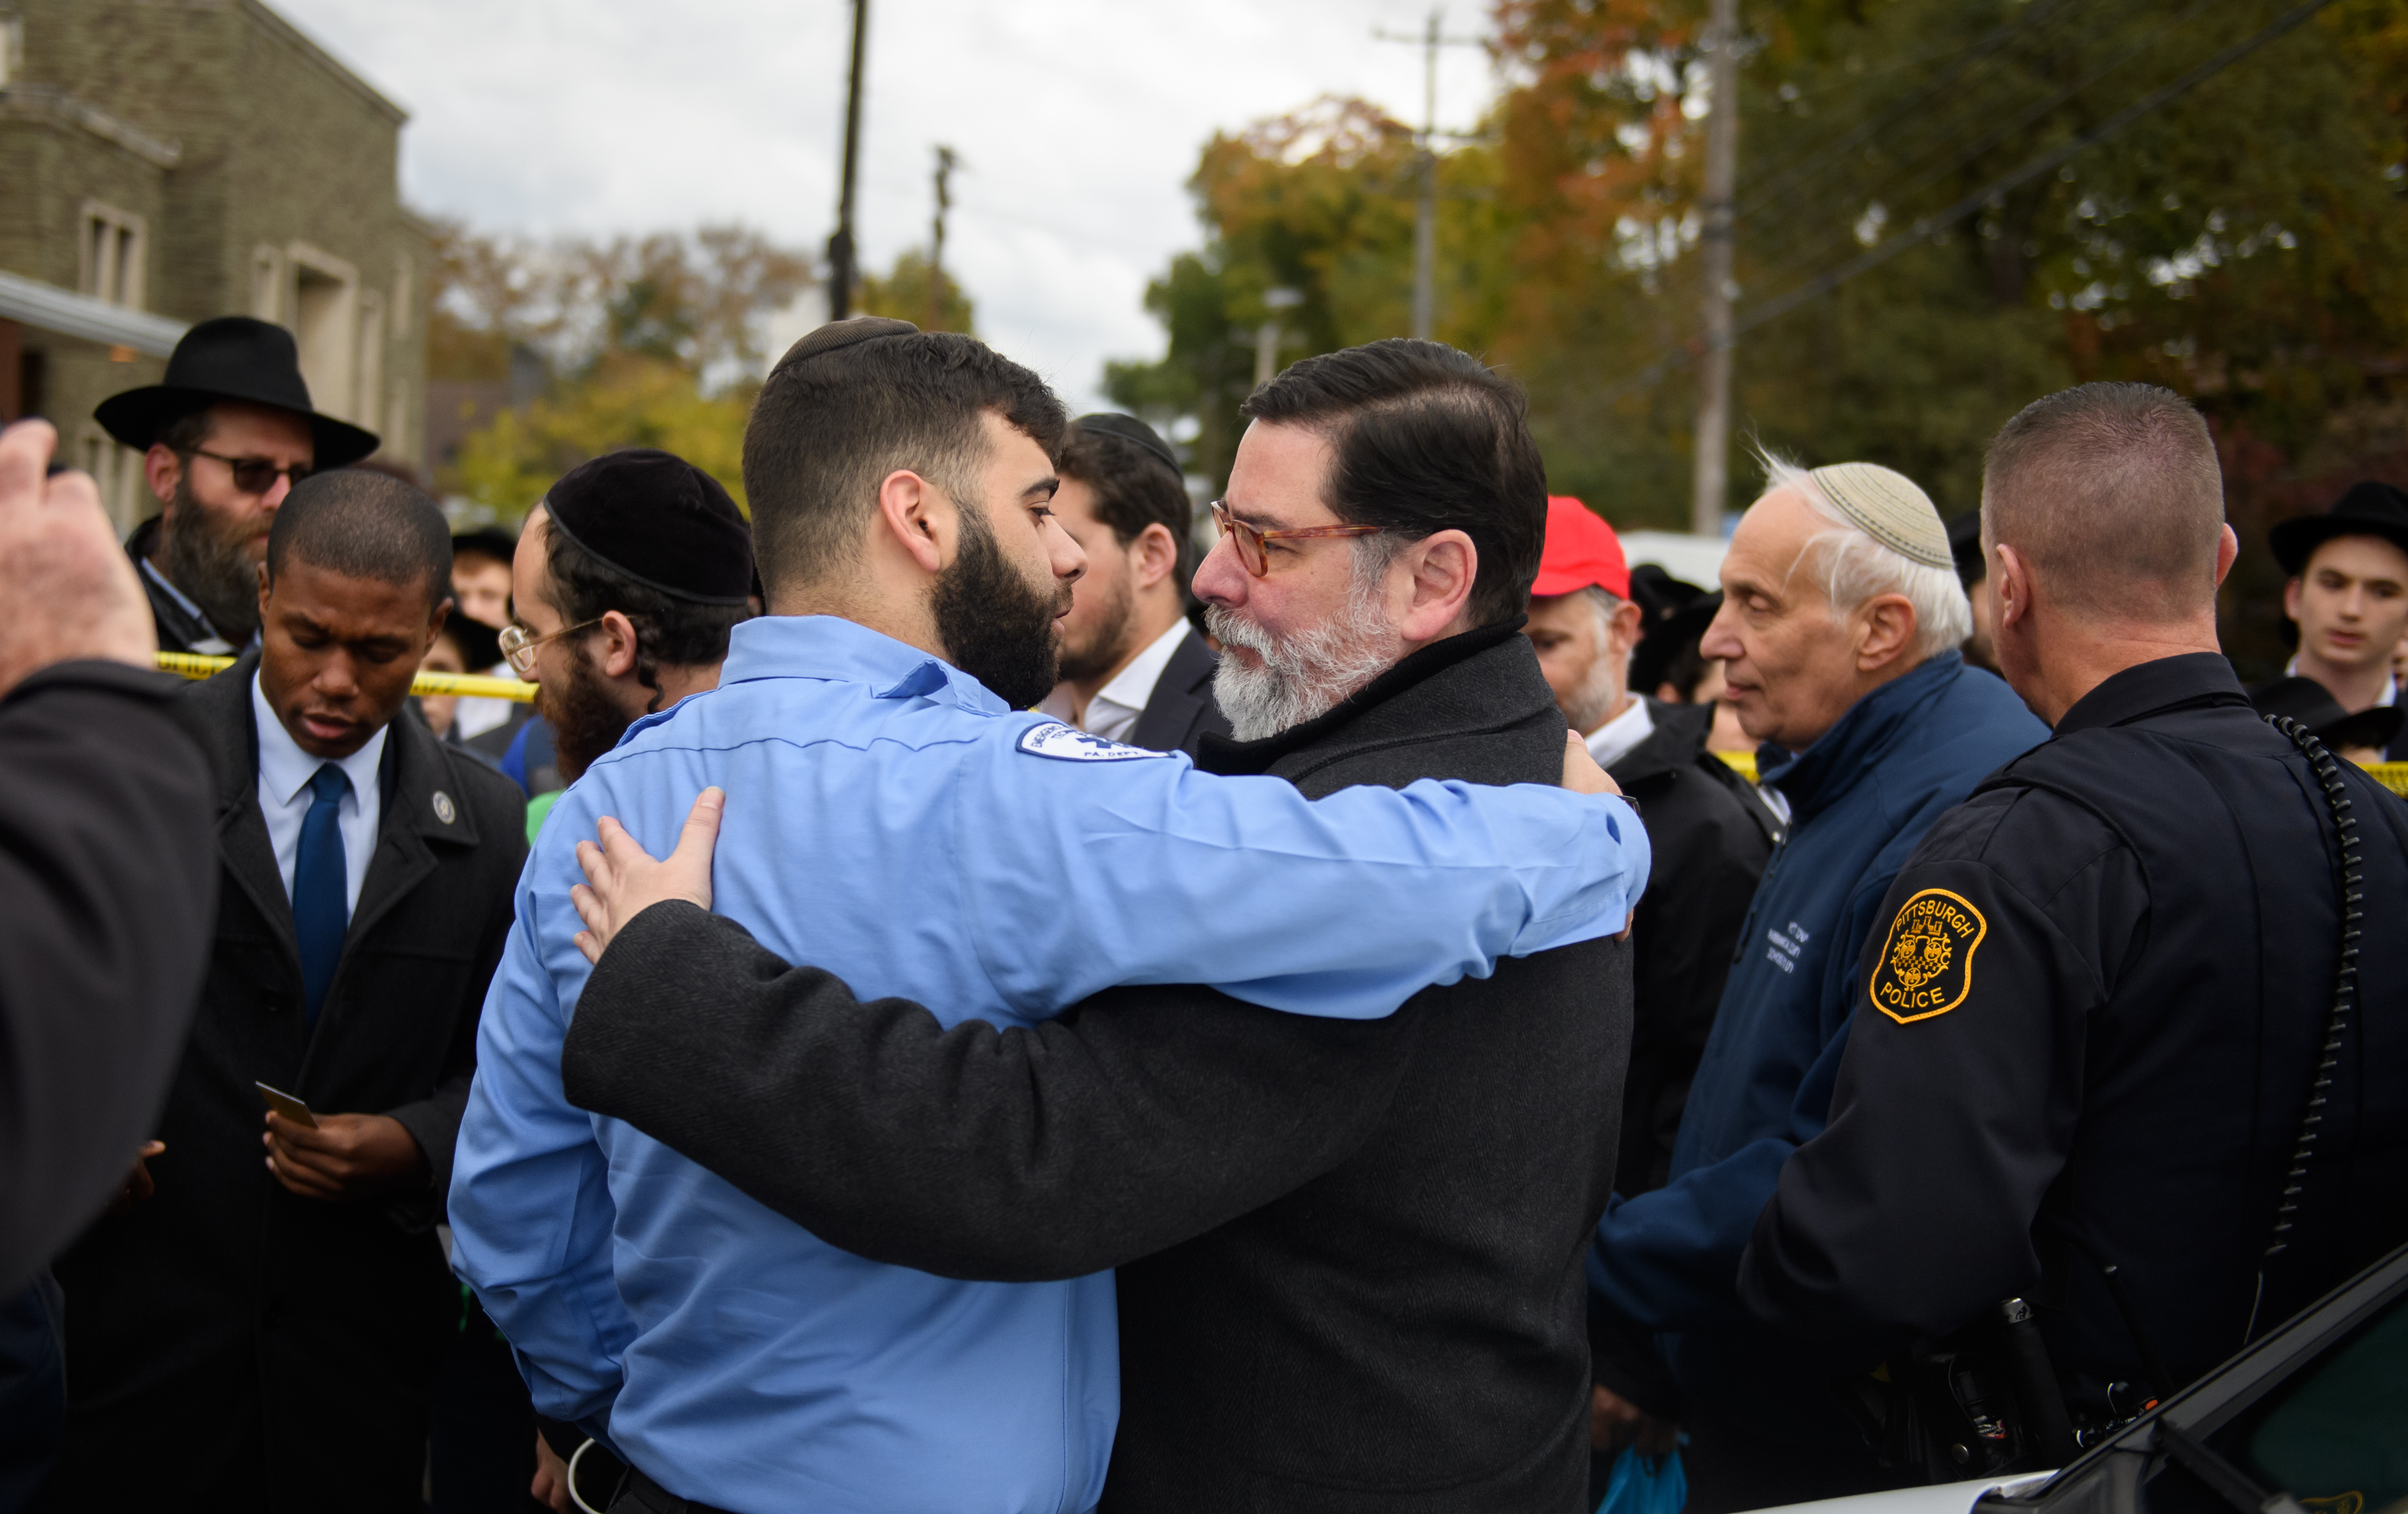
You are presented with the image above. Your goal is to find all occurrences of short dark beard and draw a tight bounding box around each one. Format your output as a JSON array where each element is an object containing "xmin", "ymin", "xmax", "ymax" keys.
[
  {"xmin": 537, "ymin": 639, "xmax": 635, "ymax": 784},
  {"xmin": 932, "ymin": 503, "xmax": 1068, "ymax": 709},
  {"xmin": 1054, "ymin": 564, "xmax": 1135, "ymax": 687},
  {"xmin": 159, "ymin": 472, "xmax": 265, "ymax": 637}
]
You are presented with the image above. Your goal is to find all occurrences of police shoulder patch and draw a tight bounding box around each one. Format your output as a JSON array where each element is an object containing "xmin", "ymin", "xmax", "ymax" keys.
[
  {"xmin": 1015, "ymin": 721, "xmax": 1171, "ymax": 763},
  {"xmin": 1868, "ymin": 887, "xmax": 1987, "ymax": 1024}
]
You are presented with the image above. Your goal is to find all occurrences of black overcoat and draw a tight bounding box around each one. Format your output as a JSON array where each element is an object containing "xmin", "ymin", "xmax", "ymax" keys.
[{"xmin": 49, "ymin": 654, "xmax": 524, "ymax": 1514}]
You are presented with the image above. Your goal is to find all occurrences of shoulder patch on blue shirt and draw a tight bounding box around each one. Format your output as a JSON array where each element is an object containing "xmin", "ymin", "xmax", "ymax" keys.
[{"xmin": 1016, "ymin": 721, "xmax": 1171, "ymax": 762}]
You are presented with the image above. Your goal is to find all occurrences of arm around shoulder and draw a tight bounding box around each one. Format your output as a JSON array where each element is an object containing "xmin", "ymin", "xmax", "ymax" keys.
[{"xmin": 562, "ymin": 900, "xmax": 1417, "ymax": 1281}]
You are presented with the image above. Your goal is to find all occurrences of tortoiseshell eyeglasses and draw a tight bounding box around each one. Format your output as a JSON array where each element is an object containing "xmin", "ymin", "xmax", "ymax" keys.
[{"xmin": 1210, "ymin": 501, "xmax": 1384, "ymax": 577}]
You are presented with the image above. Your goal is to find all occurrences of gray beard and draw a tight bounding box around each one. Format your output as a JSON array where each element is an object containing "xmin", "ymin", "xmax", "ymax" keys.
[
  {"xmin": 1560, "ymin": 653, "xmax": 1625, "ymax": 735},
  {"xmin": 159, "ymin": 477, "xmax": 264, "ymax": 637},
  {"xmin": 1207, "ymin": 575, "xmax": 1400, "ymax": 742}
]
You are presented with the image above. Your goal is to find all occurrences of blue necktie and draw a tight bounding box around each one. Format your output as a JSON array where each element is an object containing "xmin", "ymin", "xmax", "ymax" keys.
[{"xmin": 293, "ymin": 764, "xmax": 351, "ymax": 1032}]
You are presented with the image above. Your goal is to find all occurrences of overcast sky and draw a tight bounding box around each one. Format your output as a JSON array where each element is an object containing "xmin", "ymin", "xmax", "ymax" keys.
[{"xmin": 275, "ymin": 0, "xmax": 1502, "ymax": 409}]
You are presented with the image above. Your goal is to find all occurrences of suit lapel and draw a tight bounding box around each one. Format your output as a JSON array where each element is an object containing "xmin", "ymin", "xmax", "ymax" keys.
[
  {"xmin": 345, "ymin": 709, "xmax": 475, "ymax": 952},
  {"xmin": 200, "ymin": 656, "xmax": 300, "ymax": 961},
  {"xmin": 1129, "ymin": 627, "xmax": 1213, "ymax": 753}
]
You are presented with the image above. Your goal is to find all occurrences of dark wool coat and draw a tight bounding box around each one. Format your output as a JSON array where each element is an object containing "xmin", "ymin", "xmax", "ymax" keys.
[
  {"xmin": 49, "ymin": 655, "xmax": 524, "ymax": 1514},
  {"xmin": 564, "ymin": 621, "xmax": 1637, "ymax": 1514},
  {"xmin": 0, "ymin": 664, "xmax": 215, "ymax": 1510}
]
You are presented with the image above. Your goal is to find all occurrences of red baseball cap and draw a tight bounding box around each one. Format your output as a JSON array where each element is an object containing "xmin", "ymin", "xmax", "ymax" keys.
[{"xmin": 1532, "ymin": 495, "xmax": 1630, "ymax": 600}]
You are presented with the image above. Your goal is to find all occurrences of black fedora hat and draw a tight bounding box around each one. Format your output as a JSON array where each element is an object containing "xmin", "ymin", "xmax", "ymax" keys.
[
  {"xmin": 2268, "ymin": 480, "xmax": 2408, "ymax": 577},
  {"xmin": 2250, "ymin": 675, "xmax": 2404, "ymax": 754},
  {"xmin": 94, "ymin": 316, "xmax": 380, "ymax": 468}
]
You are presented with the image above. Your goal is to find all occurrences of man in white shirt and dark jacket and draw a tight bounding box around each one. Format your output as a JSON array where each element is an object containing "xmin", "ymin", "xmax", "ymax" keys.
[
  {"xmin": 1035, "ymin": 412, "xmax": 1230, "ymax": 755},
  {"xmin": 553, "ymin": 339, "xmax": 1639, "ymax": 1513},
  {"xmin": 48, "ymin": 471, "xmax": 524, "ymax": 1514}
]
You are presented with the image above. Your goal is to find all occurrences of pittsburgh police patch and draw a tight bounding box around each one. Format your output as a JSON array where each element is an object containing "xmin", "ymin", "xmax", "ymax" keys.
[
  {"xmin": 1870, "ymin": 888, "xmax": 1987, "ymax": 1024},
  {"xmin": 1015, "ymin": 721, "xmax": 1171, "ymax": 763}
]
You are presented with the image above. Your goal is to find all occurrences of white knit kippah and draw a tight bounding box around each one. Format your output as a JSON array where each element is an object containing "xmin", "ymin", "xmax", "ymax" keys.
[{"xmin": 1806, "ymin": 462, "xmax": 1954, "ymax": 572}]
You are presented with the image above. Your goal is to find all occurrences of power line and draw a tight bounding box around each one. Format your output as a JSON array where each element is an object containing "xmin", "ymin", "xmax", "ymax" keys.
[
  {"xmin": 1734, "ymin": 0, "xmax": 2092, "ymax": 219},
  {"xmin": 1594, "ymin": 0, "xmax": 2335, "ymax": 406},
  {"xmin": 1742, "ymin": 0, "xmax": 2223, "ymax": 296}
]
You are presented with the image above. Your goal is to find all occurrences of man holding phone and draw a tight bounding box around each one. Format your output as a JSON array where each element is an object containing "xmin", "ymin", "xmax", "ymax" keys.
[{"xmin": 48, "ymin": 471, "xmax": 525, "ymax": 1514}]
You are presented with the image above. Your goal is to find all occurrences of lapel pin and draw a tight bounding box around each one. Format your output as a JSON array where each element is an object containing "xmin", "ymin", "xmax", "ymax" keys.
[{"xmin": 432, "ymin": 790, "xmax": 456, "ymax": 825}]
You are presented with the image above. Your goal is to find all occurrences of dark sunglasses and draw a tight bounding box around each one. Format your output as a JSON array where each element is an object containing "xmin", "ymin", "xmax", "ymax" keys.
[
  {"xmin": 1210, "ymin": 501, "xmax": 1384, "ymax": 577},
  {"xmin": 187, "ymin": 447, "xmax": 314, "ymax": 495}
]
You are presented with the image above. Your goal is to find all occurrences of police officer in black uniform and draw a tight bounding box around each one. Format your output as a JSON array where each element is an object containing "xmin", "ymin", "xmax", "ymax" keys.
[{"xmin": 1736, "ymin": 382, "xmax": 2408, "ymax": 1467}]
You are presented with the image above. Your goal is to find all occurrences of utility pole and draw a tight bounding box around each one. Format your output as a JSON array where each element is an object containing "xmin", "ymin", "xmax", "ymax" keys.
[
  {"xmin": 1255, "ymin": 288, "xmax": 1303, "ymax": 388},
  {"xmin": 1690, "ymin": 0, "xmax": 1740, "ymax": 538},
  {"xmin": 826, "ymin": 0, "xmax": 871, "ymax": 320},
  {"xmin": 927, "ymin": 144, "xmax": 958, "ymax": 332},
  {"xmin": 1374, "ymin": 10, "xmax": 1481, "ymax": 341}
]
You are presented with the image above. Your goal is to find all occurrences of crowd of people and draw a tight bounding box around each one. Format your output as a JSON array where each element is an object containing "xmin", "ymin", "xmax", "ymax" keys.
[{"xmin": 0, "ymin": 306, "xmax": 2400, "ymax": 1514}]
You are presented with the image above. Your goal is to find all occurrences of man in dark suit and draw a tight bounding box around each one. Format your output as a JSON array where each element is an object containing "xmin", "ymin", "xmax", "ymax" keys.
[
  {"xmin": 557, "ymin": 340, "xmax": 1638, "ymax": 1512},
  {"xmin": 49, "ymin": 471, "xmax": 525, "ymax": 1513},
  {"xmin": 97, "ymin": 317, "xmax": 381, "ymax": 655},
  {"xmin": 1037, "ymin": 412, "xmax": 1231, "ymax": 755}
]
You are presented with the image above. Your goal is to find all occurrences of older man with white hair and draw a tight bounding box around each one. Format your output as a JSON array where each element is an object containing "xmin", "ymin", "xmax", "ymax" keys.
[{"xmin": 1583, "ymin": 455, "xmax": 2046, "ymax": 1511}]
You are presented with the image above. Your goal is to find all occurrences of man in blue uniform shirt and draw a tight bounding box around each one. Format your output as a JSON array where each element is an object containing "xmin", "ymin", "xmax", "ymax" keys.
[
  {"xmin": 1583, "ymin": 454, "xmax": 2046, "ymax": 1508},
  {"xmin": 447, "ymin": 319, "xmax": 1649, "ymax": 1514}
]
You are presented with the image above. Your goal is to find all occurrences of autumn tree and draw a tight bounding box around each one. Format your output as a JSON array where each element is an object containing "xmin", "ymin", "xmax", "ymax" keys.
[
  {"xmin": 1105, "ymin": 97, "xmax": 1511, "ymax": 487},
  {"xmin": 429, "ymin": 222, "xmax": 819, "ymax": 517}
]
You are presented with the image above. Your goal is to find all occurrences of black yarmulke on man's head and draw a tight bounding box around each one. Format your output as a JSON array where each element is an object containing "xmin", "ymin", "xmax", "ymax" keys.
[
  {"xmin": 540, "ymin": 449, "xmax": 753, "ymax": 605},
  {"xmin": 771, "ymin": 317, "xmax": 921, "ymax": 378},
  {"xmin": 1072, "ymin": 412, "xmax": 1181, "ymax": 475}
]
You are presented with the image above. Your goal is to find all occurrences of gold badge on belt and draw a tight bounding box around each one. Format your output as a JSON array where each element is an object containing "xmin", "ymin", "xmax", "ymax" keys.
[{"xmin": 1870, "ymin": 887, "xmax": 1987, "ymax": 1024}]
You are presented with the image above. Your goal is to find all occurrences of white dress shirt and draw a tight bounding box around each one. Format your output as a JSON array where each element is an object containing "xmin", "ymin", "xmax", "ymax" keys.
[
  {"xmin": 1582, "ymin": 695, "xmax": 1655, "ymax": 771},
  {"xmin": 251, "ymin": 672, "xmax": 386, "ymax": 919},
  {"xmin": 1038, "ymin": 620, "xmax": 1190, "ymax": 743}
]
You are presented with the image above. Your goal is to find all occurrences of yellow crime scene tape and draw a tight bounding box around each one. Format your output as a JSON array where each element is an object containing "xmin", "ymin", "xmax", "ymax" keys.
[
  {"xmin": 156, "ymin": 651, "xmax": 537, "ymax": 703},
  {"xmin": 2370, "ymin": 763, "xmax": 2408, "ymax": 799}
]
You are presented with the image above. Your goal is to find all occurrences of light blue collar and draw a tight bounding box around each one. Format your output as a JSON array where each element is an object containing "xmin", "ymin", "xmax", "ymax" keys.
[
  {"xmin": 250, "ymin": 671, "xmax": 388, "ymax": 807},
  {"xmin": 716, "ymin": 614, "xmax": 1010, "ymax": 715}
]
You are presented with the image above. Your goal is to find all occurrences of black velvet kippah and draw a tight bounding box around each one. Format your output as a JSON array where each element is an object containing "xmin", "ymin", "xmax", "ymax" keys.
[
  {"xmin": 770, "ymin": 316, "xmax": 921, "ymax": 377},
  {"xmin": 1072, "ymin": 412, "xmax": 1181, "ymax": 475},
  {"xmin": 541, "ymin": 448, "xmax": 754, "ymax": 606}
]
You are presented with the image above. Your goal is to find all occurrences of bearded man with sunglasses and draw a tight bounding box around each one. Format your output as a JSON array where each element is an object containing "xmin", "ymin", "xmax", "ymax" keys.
[{"xmin": 98, "ymin": 317, "xmax": 381, "ymax": 655}]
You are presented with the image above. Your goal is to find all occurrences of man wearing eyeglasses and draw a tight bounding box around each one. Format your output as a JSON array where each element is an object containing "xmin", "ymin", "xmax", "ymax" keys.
[
  {"xmin": 491, "ymin": 448, "xmax": 754, "ymax": 841},
  {"xmin": 98, "ymin": 317, "xmax": 380, "ymax": 656}
]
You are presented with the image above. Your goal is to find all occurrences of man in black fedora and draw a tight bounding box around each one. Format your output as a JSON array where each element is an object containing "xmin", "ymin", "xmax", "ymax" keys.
[
  {"xmin": 2267, "ymin": 479, "xmax": 2408, "ymax": 760},
  {"xmin": 96, "ymin": 316, "xmax": 379, "ymax": 656}
]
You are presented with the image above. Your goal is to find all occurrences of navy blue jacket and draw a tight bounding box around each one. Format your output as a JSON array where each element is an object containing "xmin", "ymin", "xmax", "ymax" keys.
[{"xmin": 1589, "ymin": 651, "xmax": 2046, "ymax": 1442}]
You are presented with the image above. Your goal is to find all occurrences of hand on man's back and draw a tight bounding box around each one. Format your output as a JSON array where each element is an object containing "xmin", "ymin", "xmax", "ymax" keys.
[{"xmin": 570, "ymin": 787, "xmax": 725, "ymax": 964}]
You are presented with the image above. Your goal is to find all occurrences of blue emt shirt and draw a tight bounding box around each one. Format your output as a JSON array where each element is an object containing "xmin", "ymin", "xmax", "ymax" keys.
[{"xmin": 451, "ymin": 615, "xmax": 1650, "ymax": 1514}]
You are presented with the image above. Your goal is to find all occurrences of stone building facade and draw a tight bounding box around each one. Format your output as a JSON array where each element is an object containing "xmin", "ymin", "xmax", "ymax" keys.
[{"xmin": 0, "ymin": 0, "xmax": 429, "ymax": 530}]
